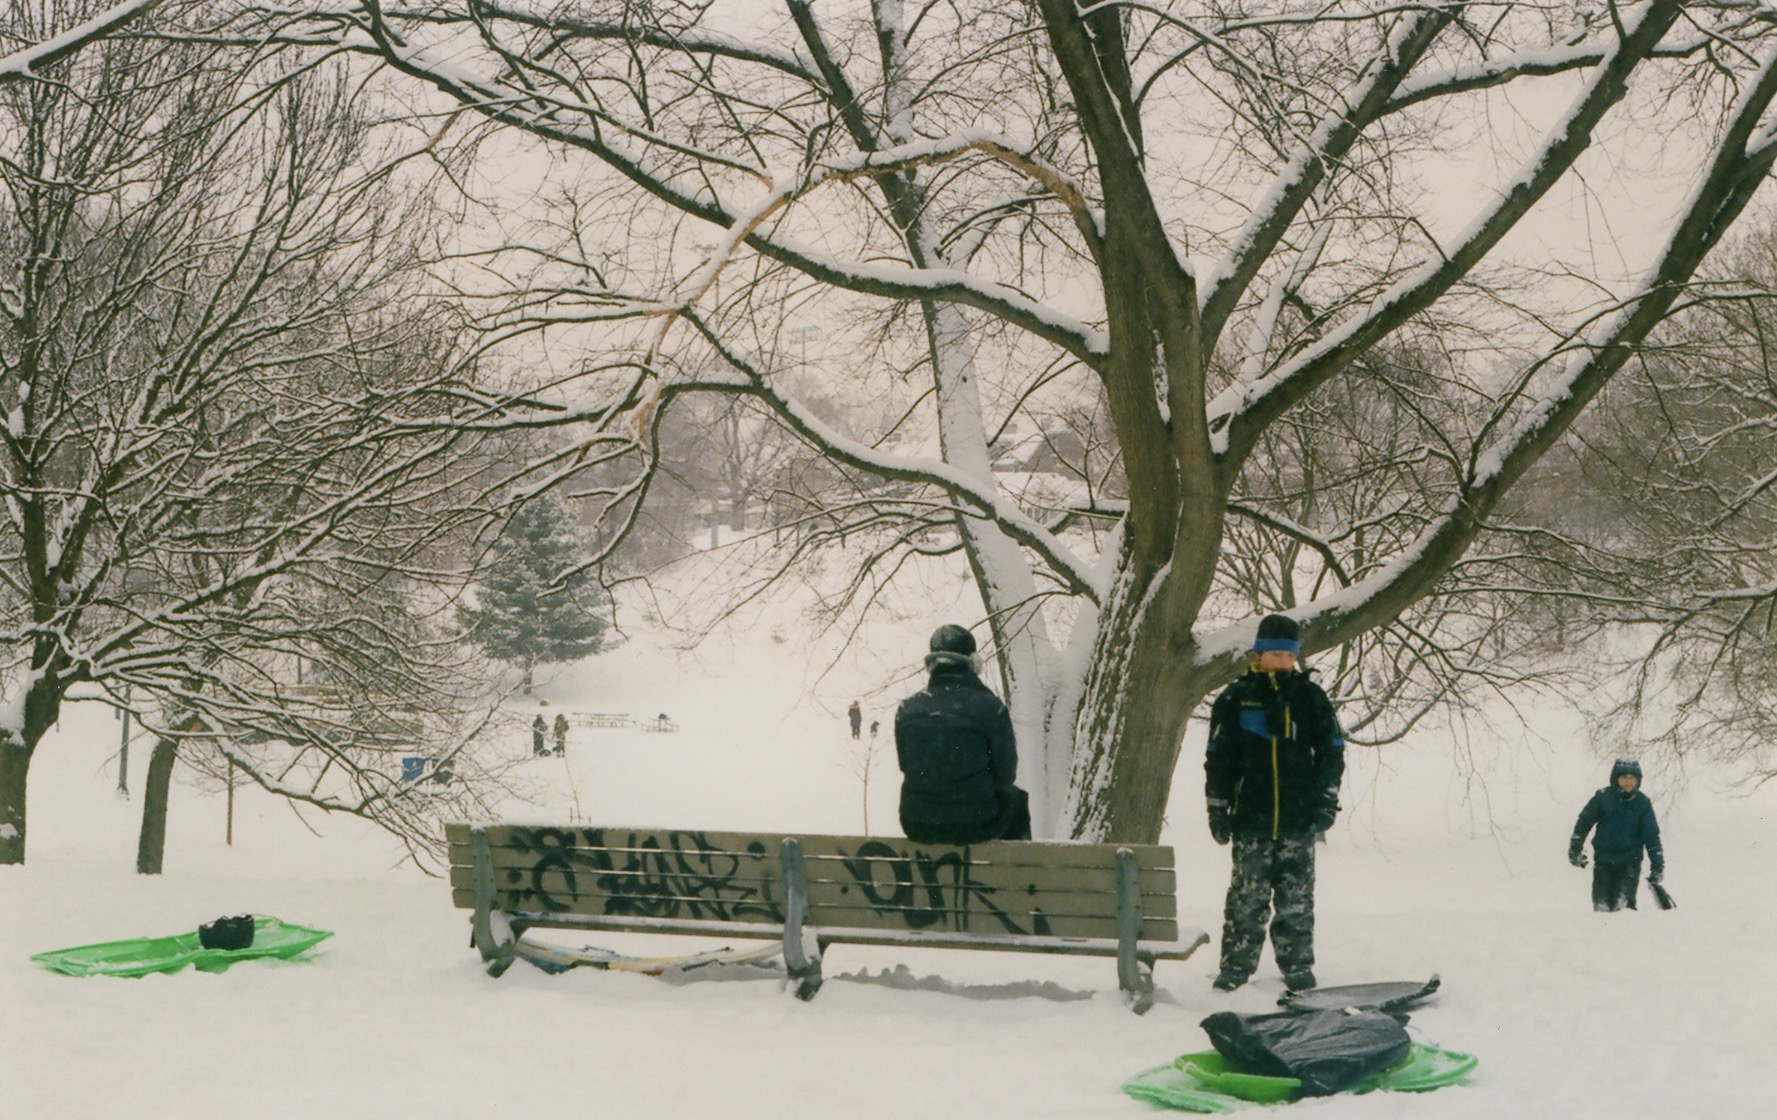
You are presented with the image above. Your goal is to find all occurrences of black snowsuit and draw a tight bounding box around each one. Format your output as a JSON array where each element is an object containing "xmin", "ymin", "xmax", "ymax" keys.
[
  {"xmin": 895, "ymin": 654, "xmax": 1023, "ymax": 844},
  {"xmin": 1205, "ymin": 667, "xmax": 1345, "ymax": 980},
  {"xmin": 1570, "ymin": 766, "xmax": 1664, "ymax": 912}
]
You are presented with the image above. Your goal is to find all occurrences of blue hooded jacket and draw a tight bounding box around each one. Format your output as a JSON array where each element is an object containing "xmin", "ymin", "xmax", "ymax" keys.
[
  {"xmin": 1205, "ymin": 667, "xmax": 1345, "ymax": 839},
  {"xmin": 1570, "ymin": 758, "xmax": 1664, "ymax": 871}
]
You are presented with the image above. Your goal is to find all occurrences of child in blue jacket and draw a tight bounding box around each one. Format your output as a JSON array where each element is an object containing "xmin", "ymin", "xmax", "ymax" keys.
[{"xmin": 1569, "ymin": 757, "xmax": 1664, "ymax": 911}]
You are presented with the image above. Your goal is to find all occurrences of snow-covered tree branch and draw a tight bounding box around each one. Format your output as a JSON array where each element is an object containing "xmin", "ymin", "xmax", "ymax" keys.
[{"xmin": 0, "ymin": 0, "xmax": 167, "ymax": 85}]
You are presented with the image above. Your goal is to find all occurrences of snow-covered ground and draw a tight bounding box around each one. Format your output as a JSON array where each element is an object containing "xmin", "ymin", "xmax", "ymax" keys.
[{"xmin": 4, "ymin": 601, "xmax": 1774, "ymax": 1119}]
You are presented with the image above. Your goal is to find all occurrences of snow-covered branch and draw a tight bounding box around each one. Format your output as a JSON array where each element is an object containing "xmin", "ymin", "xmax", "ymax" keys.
[
  {"xmin": 344, "ymin": 4, "xmax": 1106, "ymax": 364},
  {"xmin": 684, "ymin": 316, "xmax": 1103, "ymax": 602},
  {"xmin": 0, "ymin": 0, "xmax": 166, "ymax": 85},
  {"xmin": 1208, "ymin": 0, "xmax": 1688, "ymax": 468},
  {"xmin": 1197, "ymin": 7, "xmax": 1454, "ymax": 348},
  {"xmin": 1237, "ymin": 33, "xmax": 1777, "ymax": 673}
]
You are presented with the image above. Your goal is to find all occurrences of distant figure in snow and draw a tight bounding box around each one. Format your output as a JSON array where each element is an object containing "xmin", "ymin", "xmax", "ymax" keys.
[
  {"xmin": 552, "ymin": 713, "xmax": 569, "ymax": 756},
  {"xmin": 848, "ymin": 700, "xmax": 862, "ymax": 740},
  {"xmin": 869, "ymin": 718, "xmax": 880, "ymax": 740},
  {"xmin": 1205, "ymin": 613, "xmax": 1345, "ymax": 994},
  {"xmin": 532, "ymin": 713, "xmax": 548, "ymax": 757},
  {"xmin": 1569, "ymin": 757, "xmax": 1664, "ymax": 912},
  {"xmin": 894, "ymin": 624, "xmax": 1029, "ymax": 844}
]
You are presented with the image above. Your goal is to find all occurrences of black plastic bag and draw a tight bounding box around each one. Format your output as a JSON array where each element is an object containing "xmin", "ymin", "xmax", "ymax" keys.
[
  {"xmin": 1200, "ymin": 1008, "xmax": 1411, "ymax": 1096},
  {"xmin": 197, "ymin": 915, "xmax": 256, "ymax": 950}
]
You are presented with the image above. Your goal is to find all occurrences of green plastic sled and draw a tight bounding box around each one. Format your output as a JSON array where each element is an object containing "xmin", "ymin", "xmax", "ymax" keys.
[
  {"xmin": 1175, "ymin": 1051, "xmax": 1301, "ymax": 1103},
  {"xmin": 1121, "ymin": 1064, "xmax": 1249, "ymax": 1114},
  {"xmin": 32, "ymin": 917, "xmax": 333, "ymax": 978},
  {"xmin": 1121, "ymin": 1043, "xmax": 1478, "ymax": 1112},
  {"xmin": 1363, "ymin": 1042, "xmax": 1479, "ymax": 1093}
]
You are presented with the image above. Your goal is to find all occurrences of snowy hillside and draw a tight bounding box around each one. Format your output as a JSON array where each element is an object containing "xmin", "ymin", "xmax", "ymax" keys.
[{"xmin": 3, "ymin": 591, "xmax": 1774, "ymax": 1119}]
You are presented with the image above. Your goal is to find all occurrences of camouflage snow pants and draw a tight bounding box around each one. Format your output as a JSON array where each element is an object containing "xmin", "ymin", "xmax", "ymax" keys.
[{"xmin": 1218, "ymin": 833, "xmax": 1317, "ymax": 979}]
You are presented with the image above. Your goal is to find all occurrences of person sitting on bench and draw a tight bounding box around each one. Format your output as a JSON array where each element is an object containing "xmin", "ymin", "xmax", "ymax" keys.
[{"xmin": 894, "ymin": 624, "xmax": 1030, "ymax": 844}]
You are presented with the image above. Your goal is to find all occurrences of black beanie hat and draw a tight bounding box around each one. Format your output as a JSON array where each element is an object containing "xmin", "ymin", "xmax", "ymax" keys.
[
  {"xmin": 1609, "ymin": 757, "xmax": 1642, "ymax": 783},
  {"xmin": 929, "ymin": 623, "xmax": 977, "ymax": 656},
  {"xmin": 1252, "ymin": 613, "xmax": 1301, "ymax": 656}
]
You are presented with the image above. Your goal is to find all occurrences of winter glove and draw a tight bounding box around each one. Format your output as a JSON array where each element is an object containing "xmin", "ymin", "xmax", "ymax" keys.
[
  {"xmin": 1309, "ymin": 792, "xmax": 1339, "ymax": 834},
  {"xmin": 1647, "ymin": 866, "xmax": 1663, "ymax": 885},
  {"xmin": 1207, "ymin": 800, "xmax": 1233, "ymax": 846},
  {"xmin": 1568, "ymin": 848, "xmax": 1588, "ymax": 869}
]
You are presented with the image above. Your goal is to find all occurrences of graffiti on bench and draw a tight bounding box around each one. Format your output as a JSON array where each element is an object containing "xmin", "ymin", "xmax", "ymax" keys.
[
  {"xmin": 486, "ymin": 828, "xmax": 1054, "ymax": 936},
  {"xmin": 837, "ymin": 838, "xmax": 1053, "ymax": 936},
  {"xmin": 491, "ymin": 827, "xmax": 782, "ymax": 922}
]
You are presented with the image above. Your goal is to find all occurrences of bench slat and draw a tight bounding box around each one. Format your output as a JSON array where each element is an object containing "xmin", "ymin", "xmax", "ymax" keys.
[
  {"xmin": 447, "ymin": 847, "xmax": 1176, "ymax": 897},
  {"xmin": 451, "ymin": 887, "xmax": 1179, "ymax": 941},
  {"xmin": 446, "ymin": 865, "xmax": 1179, "ymax": 921},
  {"xmin": 443, "ymin": 824, "xmax": 1173, "ymax": 871},
  {"xmin": 495, "ymin": 910, "xmax": 1208, "ymax": 960},
  {"xmin": 809, "ymin": 924, "xmax": 1209, "ymax": 960}
]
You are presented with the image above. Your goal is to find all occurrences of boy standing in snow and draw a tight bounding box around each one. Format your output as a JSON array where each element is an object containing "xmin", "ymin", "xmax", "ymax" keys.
[
  {"xmin": 1568, "ymin": 757, "xmax": 1664, "ymax": 911},
  {"xmin": 1205, "ymin": 614, "xmax": 1345, "ymax": 993}
]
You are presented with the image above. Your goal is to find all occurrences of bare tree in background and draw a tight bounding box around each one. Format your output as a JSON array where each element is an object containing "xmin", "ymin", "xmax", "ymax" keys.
[
  {"xmin": 0, "ymin": 5, "xmax": 585, "ymax": 867},
  {"xmin": 1533, "ymin": 222, "xmax": 1777, "ymax": 786},
  {"xmin": 197, "ymin": 1, "xmax": 1777, "ymax": 841}
]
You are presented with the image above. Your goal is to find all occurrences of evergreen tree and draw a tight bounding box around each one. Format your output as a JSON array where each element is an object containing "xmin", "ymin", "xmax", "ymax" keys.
[{"xmin": 461, "ymin": 497, "xmax": 610, "ymax": 685}]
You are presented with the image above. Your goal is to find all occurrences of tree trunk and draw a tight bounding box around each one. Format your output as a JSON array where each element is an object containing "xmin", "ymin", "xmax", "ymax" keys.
[
  {"xmin": 117, "ymin": 705, "xmax": 131, "ymax": 797},
  {"xmin": 1062, "ymin": 547, "xmax": 1233, "ymax": 842},
  {"xmin": 116, "ymin": 684, "xmax": 132, "ymax": 797},
  {"xmin": 0, "ymin": 671, "xmax": 69, "ymax": 865},
  {"xmin": 136, "ymin": 737, "xmax": 178, "ymax": 875},
  {"xmin": 0, "ymin": 733, "xmax": 29, "ymax": 864}
]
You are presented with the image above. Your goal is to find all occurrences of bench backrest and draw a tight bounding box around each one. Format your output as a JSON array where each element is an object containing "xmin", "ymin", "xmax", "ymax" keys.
[{"xmin": 446, "ymin": 824, "xmax": 1179, "ymax": 941}]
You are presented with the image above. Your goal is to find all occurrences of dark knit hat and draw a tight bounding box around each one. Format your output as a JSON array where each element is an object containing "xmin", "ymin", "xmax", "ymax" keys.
[
  {"xmin": 929, "ymin": 623, "xmax": 977, "ymax": 656},
  {"xmin": 1251, "ymin": 613, "xmax": 1301, "ymax": 656},
  {"xmin": 1609, "ymin": 757, "xmax": 1642, "ymax": 783}
]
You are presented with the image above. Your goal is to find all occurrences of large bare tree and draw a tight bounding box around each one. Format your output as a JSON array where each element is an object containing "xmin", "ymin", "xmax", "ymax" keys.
[
  {"xmin": 0, "ymin": 4, "xmax": 585, "ymax": 865},
  {"xmin": 203, "ymin": 1, "xmax": 1777, "ymax": 842}
]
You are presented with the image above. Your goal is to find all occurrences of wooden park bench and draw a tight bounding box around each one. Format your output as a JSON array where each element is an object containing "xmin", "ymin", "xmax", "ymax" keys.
[
  {"xmin": 445, "ymin": 823, "xmax": 1209, "ymax": 1012},
  {"xmin": 571, "ymin": 712, "xmax": 634, "ymax": 730}
]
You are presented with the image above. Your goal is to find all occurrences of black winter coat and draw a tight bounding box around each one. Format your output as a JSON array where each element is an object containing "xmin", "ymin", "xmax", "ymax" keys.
[
  {"xmin": 895, "ymin": 657, "xmax": 1018, "ymax": 844},
  {"xmin": 1205, "ymin": 669, "xmax": 1345, "ymax": 840},
  {"xmin": 1571, "ymin": 787, "xmax": 1664, "ymax": 870}
]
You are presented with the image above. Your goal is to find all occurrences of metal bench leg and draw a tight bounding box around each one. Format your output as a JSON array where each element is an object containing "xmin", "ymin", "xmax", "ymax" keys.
[
  {"xmin": 781, "ymin": 837, "xmax": 824, "ymax": 1000},
  {"xmin": 471, "ymin": 828, "xmax": 518, "ymax": 977},
  {"xmin": 1116, "ymin": 847, "xmax": 1154, "ymax": 1013}
]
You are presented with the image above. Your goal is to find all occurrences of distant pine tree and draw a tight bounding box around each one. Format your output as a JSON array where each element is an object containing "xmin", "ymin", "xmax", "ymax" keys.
[{"xmin": 460, "ymin": 497, "xmax": 610, "ymax": 687}]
